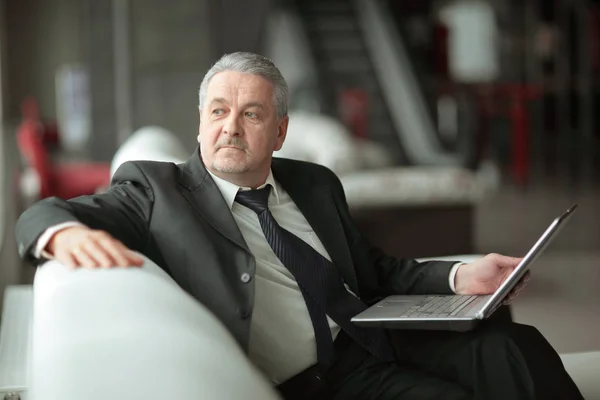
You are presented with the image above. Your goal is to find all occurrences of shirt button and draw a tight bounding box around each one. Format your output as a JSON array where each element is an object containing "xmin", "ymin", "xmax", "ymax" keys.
[
  {"xmin": 238, "ymin": 308, "xmax": 251, "ymax": 319},
  {"xmin": 240, "ymin": 273, "xmax": 252, "ymax": 283}
]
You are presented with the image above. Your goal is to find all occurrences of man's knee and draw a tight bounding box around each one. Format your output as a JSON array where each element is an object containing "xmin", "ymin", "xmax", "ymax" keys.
[
  {"xmin": 475, "ymin": 322, "xmax": 548, "ymax": 357},
  {"xmin": 480, "ymin": 321, "xmax": 541, "ymax": 341}
]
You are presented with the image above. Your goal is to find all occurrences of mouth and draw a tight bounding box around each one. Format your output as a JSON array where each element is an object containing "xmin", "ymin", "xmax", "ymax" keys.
[{"xmin": 218, "ymin": 146, "xmax": 243, "ymax": 151}]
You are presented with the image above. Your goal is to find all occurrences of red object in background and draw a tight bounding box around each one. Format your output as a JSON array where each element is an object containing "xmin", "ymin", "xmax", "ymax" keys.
[
  {"xmin": 16, "ymin": 98, "xmax": 110, "ymax": 199},
  {"xmin": 21, "ymin": 96, "xmax": 39, "ymax": 120},
  {"xmin": 21, "ymin": 96, "xmax": 60, "ymax": 147},
  {"xmin": 504, "ymin": 85, "xmax": 541, "ymax": 186},
  {"xmin": 42, "ymin": 121, "xmax": 60, "ymax": 147},
  {"xmin": 470, "ymin": 84, "xmax": 541, "ymax": 185},
  {"xmin": 433, "ymin": 21, "xmax": 449, "ymax": 79},
  {"xmin": 510, "ymin": 96, "xmax": 529, "ymax": 186},
  {"xmin": 482, "ymin": 85, "xmax": 541, "ymax": 186},
  {"xmin": 339, "ymin": 89, "xmax": 369, "ymax": 139}
]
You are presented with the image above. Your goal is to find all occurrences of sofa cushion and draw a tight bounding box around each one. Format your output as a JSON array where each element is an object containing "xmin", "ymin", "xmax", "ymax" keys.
[{"xmin": 341, "ymin": 166, "xmax": 496, "ymax": 208}]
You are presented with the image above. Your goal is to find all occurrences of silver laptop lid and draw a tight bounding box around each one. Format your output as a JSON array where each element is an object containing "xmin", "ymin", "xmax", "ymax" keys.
[{"xmin": 477, "ymin": 204, "xmax": 578, "ymax": 319}]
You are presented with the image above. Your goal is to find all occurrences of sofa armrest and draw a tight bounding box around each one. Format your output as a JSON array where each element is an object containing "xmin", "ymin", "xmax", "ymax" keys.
[{"xmin": 31, "ymin": 256, "xmax": 280, "ymax": 400}]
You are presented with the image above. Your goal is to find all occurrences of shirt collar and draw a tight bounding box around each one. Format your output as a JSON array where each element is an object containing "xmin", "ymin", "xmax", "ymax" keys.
[{"xmin": 207, "ymin": 169, "xmax": 280, "ymax": 210}]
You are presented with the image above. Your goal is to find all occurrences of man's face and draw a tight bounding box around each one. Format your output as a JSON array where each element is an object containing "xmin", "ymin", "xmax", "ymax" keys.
[{"xmin": 198, "ymin": 71, "xmax": 288, "ymax": 176}]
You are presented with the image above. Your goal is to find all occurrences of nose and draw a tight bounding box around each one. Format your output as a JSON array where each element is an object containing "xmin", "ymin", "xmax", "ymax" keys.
[{"xmin": 223, "ymin": 113, "xmax": 242, "ymax": 136}]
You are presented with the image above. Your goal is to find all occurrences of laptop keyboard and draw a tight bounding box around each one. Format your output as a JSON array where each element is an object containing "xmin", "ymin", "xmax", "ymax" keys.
[{"xmin": 399, "ymin": 295, "xmax": 477, "ymax": 318}]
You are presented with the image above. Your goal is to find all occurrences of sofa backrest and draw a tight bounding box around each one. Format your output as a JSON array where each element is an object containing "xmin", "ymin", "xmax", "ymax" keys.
[{"xmin": 31, "ymin": 257, "xmax": 280, "ymax": 400}]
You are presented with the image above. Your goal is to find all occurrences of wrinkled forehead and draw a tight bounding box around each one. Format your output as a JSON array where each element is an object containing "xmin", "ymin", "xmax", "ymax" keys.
[{"xmin": 204, "ymin": 71, "xmax": 274, "ymax": 108}]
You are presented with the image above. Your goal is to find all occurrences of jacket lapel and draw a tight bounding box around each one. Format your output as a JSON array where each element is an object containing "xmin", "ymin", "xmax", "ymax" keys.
[
  {"xmin": 272, "ymin": 159, "xmax": 359, "ymax": 293},
  {"xmin": 177, "ymin": 151, "xmax": 359, "ymax": 293},
  {"xmin": 178, "ymin": 148, "xmax": 250, "ymax": 253}
]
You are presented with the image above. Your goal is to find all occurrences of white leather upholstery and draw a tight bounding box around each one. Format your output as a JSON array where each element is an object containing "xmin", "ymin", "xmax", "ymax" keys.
[
  {"xmin": 31, "ymin": 256, "xmax": 280, "ymax": 400},
  {"xmin": 28, "ymin": 250, "xmax": 599, "ymax": 399},
  {"xmin": 274, "ymin": 112, "xmax": 498, "ymax": 207},
  {"xmin": 275, "ymin": 111, "xmax": 364, "ymax": 176},
  {"xmin": 110, "ymin": 126, "xmax": 188, "ymax": 178},
  {"xmin": 560, "ymin": 351, "xmax": 600, "ymax": 399}
]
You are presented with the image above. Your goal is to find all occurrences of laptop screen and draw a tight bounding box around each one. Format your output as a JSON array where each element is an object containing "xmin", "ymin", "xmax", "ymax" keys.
[{"xmin": 477, "ymin": 204, "xmax": 578, "ymax": 319}]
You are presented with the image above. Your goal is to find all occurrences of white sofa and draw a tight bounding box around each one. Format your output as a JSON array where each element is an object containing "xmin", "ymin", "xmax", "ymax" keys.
[
  {"xmin": 110, "ymin": 126, "xmax": 188, "ymax": 178},
  {"xmin": 29, "ymin": 256, "xmax": 281, "ymax": 400},
  {"xmin": 1, "ymin": 255, "xmax": 597, "ymax": 398}
]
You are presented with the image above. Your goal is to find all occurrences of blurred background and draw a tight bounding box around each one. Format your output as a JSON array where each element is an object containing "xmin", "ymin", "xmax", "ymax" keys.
[{"xmin": 0, "ymin": 0, "xmax": 598, "ymax": 360}]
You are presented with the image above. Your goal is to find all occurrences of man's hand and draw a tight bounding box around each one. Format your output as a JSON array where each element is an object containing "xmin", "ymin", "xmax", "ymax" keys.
[
  {"xmin": 46, "ymin": 226, "xmax": 144, "ymax": 269},
  {"xmin": 454, "ymin": 253, "xmax": 531, "ymax": 304}
]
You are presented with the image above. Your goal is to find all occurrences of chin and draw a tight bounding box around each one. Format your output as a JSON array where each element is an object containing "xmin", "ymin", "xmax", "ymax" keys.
[{"xmin": 212, "ymin": 160, "xmax": 250, "ymax": 174}]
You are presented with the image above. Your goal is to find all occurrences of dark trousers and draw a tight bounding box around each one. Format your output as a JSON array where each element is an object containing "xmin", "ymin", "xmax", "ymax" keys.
[{"xmin": 277, "ymin": 320, "xmax": 583, "ymax": 400}]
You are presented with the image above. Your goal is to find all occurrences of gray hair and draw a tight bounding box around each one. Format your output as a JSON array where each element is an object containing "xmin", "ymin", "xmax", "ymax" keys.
[{"xmin": 198, "ymin": 52, "xmax": 289, "ymax": 119}]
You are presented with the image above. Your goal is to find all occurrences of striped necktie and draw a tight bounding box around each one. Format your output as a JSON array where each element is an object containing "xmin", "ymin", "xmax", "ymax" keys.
[{"xmin": 235, "ymin": 186, "xmax": 394, "ymax": 366}]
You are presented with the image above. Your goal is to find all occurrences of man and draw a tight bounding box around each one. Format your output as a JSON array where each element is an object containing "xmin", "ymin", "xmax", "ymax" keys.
[{"xmin": 16, "ymin": 52, "xmax": 581, "ymax": 400}]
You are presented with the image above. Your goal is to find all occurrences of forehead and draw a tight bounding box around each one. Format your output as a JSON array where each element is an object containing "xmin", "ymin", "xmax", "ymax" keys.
[{"xmin": 206, "ymin": 71, "xmax": 274, "ymax": 102}]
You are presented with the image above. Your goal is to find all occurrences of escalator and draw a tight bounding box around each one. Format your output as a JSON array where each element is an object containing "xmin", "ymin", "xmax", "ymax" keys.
[
  {"xmin": 276, "ymin": 0, "xmax": 472, "ymax": 167},
  {"xmin": 294, "ymin": 0, "xmax": 404, "ymax": 163}
]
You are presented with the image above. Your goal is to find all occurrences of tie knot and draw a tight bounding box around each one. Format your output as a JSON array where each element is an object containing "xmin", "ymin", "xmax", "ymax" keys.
[{"xmin": 235, "ymin": 186, "xmax": 271, "ymax": 214}]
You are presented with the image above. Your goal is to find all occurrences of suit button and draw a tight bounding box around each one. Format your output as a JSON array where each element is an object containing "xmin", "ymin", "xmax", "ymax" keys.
[
  {"xmin": 238, "ymin": 308, "xmax": 251, "ymax": 319},
  {"xmin": 240, "ymin": 273, "xmax": 252, "ymax": 283}
]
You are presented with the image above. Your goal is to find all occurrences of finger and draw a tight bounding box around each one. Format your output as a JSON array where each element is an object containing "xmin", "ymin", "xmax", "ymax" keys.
[
  {"xmin": 503, "ymin": 281, "xmax": 530, "ymax": 305},
  {"xmin": 72, "ymin": 247, "xmax": 101, "ymax": 269},
  {"xmin": 503, "ymin": 288, "xmax": 522, "ymax": 304},
  {"xmin": 514, "ymin": 275, "xmax": 531, "ymax": 292},
  {"xmin": 490, "ymin": 254, "xmax": 523, "ymax": 269},
  {"xmin": 501, "ymin": 270, "xmax": 532, "ymax": 305},
  {"xmin": 87, "ymin": 232, "xmax": 121, "ymax": 267},
  {"xmin": 116, "ymin": 243, "xmax": 144, "ymax": 266},
  {"xmin": 505, "ymin": 288, "xmax": 523, "ymax": 303},
  {"xmin": 84, "ymin": 241, "xmax": 117, "ymax": 268},
  {"xmin": 502, "ymin": 297, "xmax": 514, "ymax": 306},
  {"xmin": 100, "ymin": 240, "xmax": 136, "ymax": 267},
  {"xmin": 58, "ymin": 251, "xmax": 78, "ymax": 269},
  {"xmin": 101, "ymin": 241, "xmax": 129, "ymax": 267},
  {"xmin": 510, "ymin": 272, "xmax": 532, "ymax": 294},
  {"xmin": 129, "ymin": 250, "xmax": 144, "ymax": 265}
]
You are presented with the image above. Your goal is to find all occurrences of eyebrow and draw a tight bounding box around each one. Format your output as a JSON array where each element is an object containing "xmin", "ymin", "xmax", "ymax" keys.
[
  {"xmin": 208, "ymin": 97, "xmax": 228, "ymax": 107},
  {"xmin": 208, "ymin": 98, "xmax": 264, "ymax": 109},
  {"xmin": 243, "ymin": 102, "xmax": 265, "ymax": 109}
]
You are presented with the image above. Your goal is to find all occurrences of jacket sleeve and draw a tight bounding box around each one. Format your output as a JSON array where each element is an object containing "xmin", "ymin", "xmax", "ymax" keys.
[
  {"xmin": 15, "ymin": 161, "xmax": 154, "ymax": 265},
  {"xmin": 327, "ymin": 169, "xmax": 456, "ymax": 297}
]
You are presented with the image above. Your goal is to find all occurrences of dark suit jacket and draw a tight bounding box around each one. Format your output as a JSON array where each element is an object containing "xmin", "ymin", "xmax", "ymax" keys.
[{"xmin": 15, "ymin": 149, "xmax": 455, "ymax": 351}]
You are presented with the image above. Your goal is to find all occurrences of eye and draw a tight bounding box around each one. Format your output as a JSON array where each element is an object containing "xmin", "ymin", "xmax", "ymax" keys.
[
  {"xmin": 212, "ymin": 109, "xmax": 225, "ymax": 115},
  {"xmin": 245, "ymin": 111, "xmax": 258, "ymax": 118}
]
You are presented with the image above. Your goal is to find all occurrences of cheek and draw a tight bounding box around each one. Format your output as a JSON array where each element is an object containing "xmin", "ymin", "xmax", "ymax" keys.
[
  {"xmin": 200, "ymin": 124, "xmax": 220, "ymax": 143},
  {"xmin": 198, "ymin": 129, "xmax": 219, "ymax": 158}
]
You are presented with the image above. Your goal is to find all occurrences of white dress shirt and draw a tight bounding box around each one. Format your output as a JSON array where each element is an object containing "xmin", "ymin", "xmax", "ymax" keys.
[
  {"xmin": 208, "ymin": 170, "xmax": 461, "ymax": 383},
  {"xmin": 33, "ymin": 169, "xmax": 462, "ymax": 384},
  {"xmin": 207, "ymin": 170, "xmax": 344, "ymax": 383}
]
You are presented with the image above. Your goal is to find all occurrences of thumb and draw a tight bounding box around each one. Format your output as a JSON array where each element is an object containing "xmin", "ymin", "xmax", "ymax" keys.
[{"xmin": 489, "ymin": 254, "xmax": 523, "ymax": 269}]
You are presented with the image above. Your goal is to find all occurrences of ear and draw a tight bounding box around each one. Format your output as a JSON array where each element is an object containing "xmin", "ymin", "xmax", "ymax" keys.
[
  {"xmin": 273, "ymin": 116, "xmax": 289, "ymax": 151},
  {"xmin": 197, "ymin": 106, "xmax": 202, "ymax": 141}
]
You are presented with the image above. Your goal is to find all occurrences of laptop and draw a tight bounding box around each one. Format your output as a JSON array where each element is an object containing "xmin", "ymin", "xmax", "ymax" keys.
[{"xmin": 351, "ymin": 204, "xmax": 578, "ymax": 332}]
